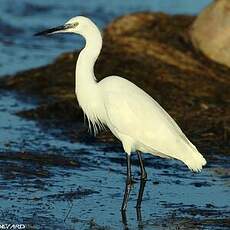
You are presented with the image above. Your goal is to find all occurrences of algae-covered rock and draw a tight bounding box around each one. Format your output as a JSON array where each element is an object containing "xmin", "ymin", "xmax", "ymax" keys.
[
  {"xmin": 190, "ymin": 0, "xmax": 230, "ymax": 67},
  {"xmin": 1, "ymin": 12, "xmax": 230, "ymax": 155}
]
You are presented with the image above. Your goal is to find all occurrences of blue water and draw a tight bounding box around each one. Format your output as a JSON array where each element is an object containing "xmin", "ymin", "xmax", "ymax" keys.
[
  {"xmin": 0, "ymin": 92, "xmax": 229, "ymax": 229},
  {"xmin": 0, "ymin": 0, "xmax": 212, "ymax": 76}
]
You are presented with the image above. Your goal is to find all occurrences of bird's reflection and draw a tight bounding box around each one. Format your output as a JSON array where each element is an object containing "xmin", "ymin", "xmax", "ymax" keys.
[
  {"xmin": 121, "ymin": 178, "xmax": 146, "ymax": 230},
  {"xmin": 121, "ymin": 210, "xmax": 129, "ymax": 230},
  {"xmin": 121, "ymin": 208, "xmax": 144, "ymax": 230}
]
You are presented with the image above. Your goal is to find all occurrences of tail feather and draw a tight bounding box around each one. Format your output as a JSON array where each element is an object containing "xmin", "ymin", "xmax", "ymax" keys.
[{"xmin": 182, "ymin": 149, "xmax": 207, "ymax": 172}]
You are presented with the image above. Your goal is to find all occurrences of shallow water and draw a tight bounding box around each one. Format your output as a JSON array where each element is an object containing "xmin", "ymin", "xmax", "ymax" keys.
[
  {"xmin": 0, "ymin": 0, "xmax": 229, "ymax": 229},
  {"xmin": 0, "ymin": 92, "xmax": 229, "ymax": 229}
]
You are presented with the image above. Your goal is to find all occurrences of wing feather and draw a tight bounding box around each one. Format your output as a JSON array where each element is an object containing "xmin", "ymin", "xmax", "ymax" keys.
[{"xmin": 100, "ymin": 76, "xmax": 196, "ymax": 158}]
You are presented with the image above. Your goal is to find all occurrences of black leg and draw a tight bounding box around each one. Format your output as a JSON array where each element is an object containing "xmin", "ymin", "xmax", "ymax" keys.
[
  {"xmin": 137, "ymin": 151, "xmax": 147, "ymax": 180},
  {"xmin": 121, "ymin": 154, "xmax": 133, "ymax": 211},
  {"xmin": 136, "ymin": 151, "xmax": 147, "ymax": 209},
  {"xmin": 136, "ymin": 178, "xmax": 147, "ymax": 209}
]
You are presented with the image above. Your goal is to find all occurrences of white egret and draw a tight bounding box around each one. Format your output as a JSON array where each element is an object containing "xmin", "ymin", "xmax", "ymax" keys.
[{"xmin": 35, "ymin": 16, "xmax": 207, "ymax": 211}]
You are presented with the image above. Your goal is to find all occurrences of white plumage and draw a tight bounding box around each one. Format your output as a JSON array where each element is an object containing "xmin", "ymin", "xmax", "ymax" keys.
[
  {"xmin": 99, "ymin": 76, "xmax": 206, "ymax": 172},
  {"xmin": 37, "ymin": 16, "xmax": 207, "ymax": 172},
  {"xmin": 71, "ymin": 16, "xmax": 206, "ymax": 172}
]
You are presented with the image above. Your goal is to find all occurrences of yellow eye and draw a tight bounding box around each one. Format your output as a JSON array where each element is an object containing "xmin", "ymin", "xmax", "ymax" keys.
[{"xmin": 73, "ymin": 22, "xmax": 79, "ymax": 27}]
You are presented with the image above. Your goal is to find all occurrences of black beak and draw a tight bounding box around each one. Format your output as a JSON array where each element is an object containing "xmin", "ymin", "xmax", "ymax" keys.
[{"xmin": 34, "ymin": 24, "xmax": 70, "ymax": 36}]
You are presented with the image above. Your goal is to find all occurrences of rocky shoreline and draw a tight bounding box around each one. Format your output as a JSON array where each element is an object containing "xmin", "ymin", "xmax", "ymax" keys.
[{"xmin": 1, "ymin": 12, "xmax": 230, "ymax": 156}]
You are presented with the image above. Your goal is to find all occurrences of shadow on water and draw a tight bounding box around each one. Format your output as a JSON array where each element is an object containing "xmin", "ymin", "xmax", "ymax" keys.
[{"xmin": 0, "ymin": 91, "xmax": 229, "ymax": 229}]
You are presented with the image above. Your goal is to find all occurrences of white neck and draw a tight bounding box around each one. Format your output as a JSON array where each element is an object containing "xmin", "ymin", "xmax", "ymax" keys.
[
  {"xmin": 75, "ymin": 23, "xmax": 102, "ymax": 95},
  {"xmin": 74, "ymin": 21, "xmax": 105, "ymax": 128}
]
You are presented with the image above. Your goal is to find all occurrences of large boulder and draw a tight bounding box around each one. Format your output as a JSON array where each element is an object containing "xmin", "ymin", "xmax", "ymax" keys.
[{"xmin": 190, "ymin": 0, "xmax": 230, "ymax": 68}]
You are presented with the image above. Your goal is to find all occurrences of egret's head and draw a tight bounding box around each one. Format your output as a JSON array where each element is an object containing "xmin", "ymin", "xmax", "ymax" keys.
[{"xmin": 34, "ymin": 16, "xmax": 94, "ymax": 36}]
